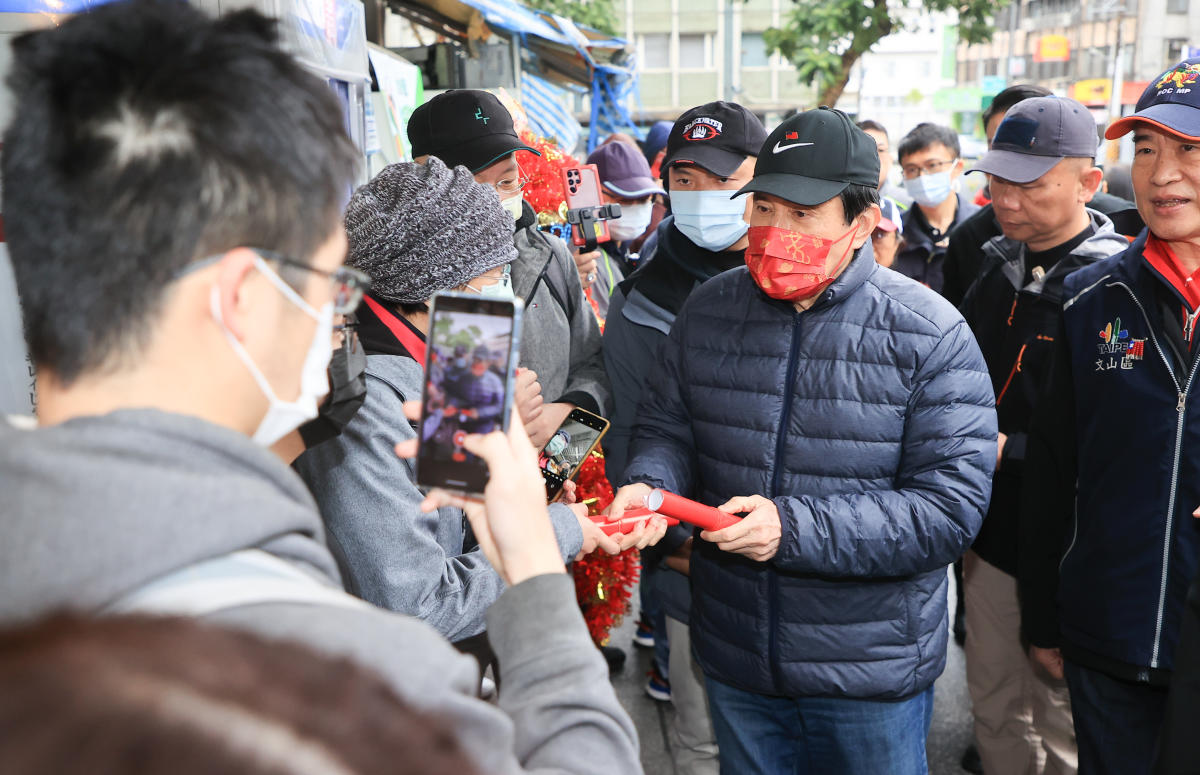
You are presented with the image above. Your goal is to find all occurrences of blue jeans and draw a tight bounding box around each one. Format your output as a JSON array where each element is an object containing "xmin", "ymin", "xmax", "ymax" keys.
[
  {"xmin": 705, "ymin": 677, "xmax": 933, "ymax": 775},
  {"xmin": 1064, "ymin": 660, "xmax": 1166, "ymax": 775}
]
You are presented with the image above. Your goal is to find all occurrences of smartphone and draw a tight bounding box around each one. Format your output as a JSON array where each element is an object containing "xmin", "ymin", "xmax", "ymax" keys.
[
  {"xmin": 416, "ymin": 291, "xmax": 523, "ymax": 494},
  {"xmin": 538, "ymin": 407, "xmax": 610, "ymax": 501},
  {"xmin": 563, "ymin": 164, "xmax": 611, "ymax": 247}
]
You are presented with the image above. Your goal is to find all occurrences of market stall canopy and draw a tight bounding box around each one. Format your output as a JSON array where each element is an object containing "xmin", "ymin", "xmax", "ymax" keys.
[{"xmin": 386, "ymin": 0, "xmax": 626, "ymax": 89}]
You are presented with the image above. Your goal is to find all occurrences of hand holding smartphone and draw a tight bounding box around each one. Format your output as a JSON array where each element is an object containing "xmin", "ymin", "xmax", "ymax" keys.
[
  {"xmin": 563, "ymin": 165, "xmax": 612, "ymax": 248},
  {"xmin": 416, "ymin": 291, "xmax": 523, "ymax": 494},
  {"xmin": 538, "ymin": 407, "xmax": 610, "ymax": 501}
]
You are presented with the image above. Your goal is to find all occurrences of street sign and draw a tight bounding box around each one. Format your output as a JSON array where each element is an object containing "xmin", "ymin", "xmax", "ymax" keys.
[{"xmin": 982, "ymin": 75, "xmax": 1006, "ymax": 95}]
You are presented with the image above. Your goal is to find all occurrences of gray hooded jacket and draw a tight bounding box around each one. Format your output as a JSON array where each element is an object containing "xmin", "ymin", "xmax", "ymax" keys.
[
  {"xmin": 0, "ymin": 410, "xmax": 639, "ymax": 774},
  {"xmin": 511, "ymin": 202, "xmax": 611, "ymax": 416}
]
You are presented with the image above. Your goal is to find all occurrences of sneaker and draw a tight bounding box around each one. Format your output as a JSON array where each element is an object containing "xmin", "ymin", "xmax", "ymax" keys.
[
  {"xmin": 644, "ymin": 666, "xmax": 671, "ymax": 702},
  {"xmin": 633, "ymin": 616, "xmax": 655, "ymax": 649}
]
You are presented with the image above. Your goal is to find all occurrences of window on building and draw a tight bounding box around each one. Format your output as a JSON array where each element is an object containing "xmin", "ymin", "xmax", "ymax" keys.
[
  {"xmin": 640, "ymin": 33, "xmax": 670, "ymax": 69},
  {"xmin": 1168, "ymin": 38, "xmax": 1188, "ymax": 65},
  {"xmin": 741, "ymin": 32, "xmax": 770, "ymax": 68},
  {"xmin": 983, "ymin": 58, "xmax": 998, "ymax": 76},
  {"xmin": 1167, "ymin": 0, "xmax": 1188, "ymax": 13},
  {"xmin": 679, "ymin": 33, "xmax": 710, "ymax": 69}
]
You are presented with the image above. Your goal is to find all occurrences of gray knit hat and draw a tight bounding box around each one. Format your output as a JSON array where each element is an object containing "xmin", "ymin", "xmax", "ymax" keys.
[{"xmin": 343, "ymin": 156, "xmax": 517, "ymax": 304}]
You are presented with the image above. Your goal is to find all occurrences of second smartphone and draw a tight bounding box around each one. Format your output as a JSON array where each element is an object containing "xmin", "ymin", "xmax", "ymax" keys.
[{"xmin": 539, "ymin": 407, "xmax": 610, "ymax": 501}]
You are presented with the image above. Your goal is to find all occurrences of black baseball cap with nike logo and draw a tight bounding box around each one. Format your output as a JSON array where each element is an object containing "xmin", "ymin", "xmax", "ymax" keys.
[
  {"xmin": 408, "ymin": 89, "xmax": 540, "ymax": 174},
  {"xmin": 661, "ymin": 101, "xmax": 767, "ymax": 177},
  {"xmin": 735, "ymin": 107, "xmax": 879, "ymax": 205}
]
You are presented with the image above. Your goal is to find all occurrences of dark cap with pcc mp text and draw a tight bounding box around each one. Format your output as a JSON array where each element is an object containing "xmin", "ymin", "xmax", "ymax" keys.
[
  {"xmin": 661, "ymin": 101, "xmax": 768, "ymax": 177},
  {"xmin": 734, "ymin": 107, "xmax": 879, "ymax": 206},
  {"xmin": 1105, "ymin": 59, "xmax": 1200, "ymax": 141},
  {"xmin": 968, "ymin": 96, "xmax": 1097, "ymax": 184},
  {"xmin": 407, "ymin": 89, "xmax": 540, "ymax": 174}
]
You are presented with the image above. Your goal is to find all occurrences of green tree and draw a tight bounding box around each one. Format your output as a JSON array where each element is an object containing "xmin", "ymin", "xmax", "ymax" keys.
[
  {"xmin": 762, "ymin": 0, "xmax": 1009, "ymax": 107},
  {"xmin": 522, "ymin": 0, "xmax": 619, "ymax": 36}
]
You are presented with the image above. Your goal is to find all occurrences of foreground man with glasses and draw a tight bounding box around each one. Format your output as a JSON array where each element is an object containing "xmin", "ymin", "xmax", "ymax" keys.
[
  {"xmin": 893, "ymin": 122, "xmax": 980, "ymax": 293},
  {"xmin": 408, "ymin": 90, "xmax": 611, "ymax": 451},
  {"xmin": 0, "ymin": 4, "xmax": 640, "ymax": 773}
]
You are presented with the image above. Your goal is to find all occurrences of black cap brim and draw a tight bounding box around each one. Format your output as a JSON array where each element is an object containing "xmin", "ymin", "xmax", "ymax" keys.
[
  {"xmin": 663, "ymin": 143, "xmax": 748, "ymax": 178},
  {"xmin": 433, "ymin": 133, "xmax": 540, "ymax": 174},
  {"xmin": 733, "ymin": 173, "xmax": 849, "ymax": 206}
]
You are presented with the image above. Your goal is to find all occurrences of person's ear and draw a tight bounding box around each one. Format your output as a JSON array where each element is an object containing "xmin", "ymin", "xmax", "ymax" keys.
[
  {"xmin": 213, "ymin": 248, "xmax": 261, "ymax": 342},
  {"xmin": 1080, "ymin": 166, "xmax": 1105, "ymax": 204},
  {"xmin": 850, "ymin": 204, "xmax": 882, "ymax": 250}
]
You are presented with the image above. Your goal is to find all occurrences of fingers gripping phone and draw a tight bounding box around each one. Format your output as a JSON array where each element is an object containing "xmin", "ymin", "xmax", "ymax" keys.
[
  {"xmin": 563, "ymin": 165, "xmax": 611, "ymax": 247},
  {"xmin": 416, "ymin": 292, "xmax": 523, "ymax": 494},
  {"xmin": 538, "ymin": 407, "xmax": 610, "ymax": 501}
]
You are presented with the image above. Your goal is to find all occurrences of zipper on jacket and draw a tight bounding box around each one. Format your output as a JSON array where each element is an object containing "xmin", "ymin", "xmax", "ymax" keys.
[
  {"xmin": 766, "ymin": 312, "xmax": 804, "ymax": 692},
  {"xmin": 995, "ymin": 344, "xmax": 1027, "ymax": 407},
  {"xmin": 1109, "ymin": 282, "xmax": 1193, "ymax": 669},
  {"xmin": 1185, "ymin": 307, "xmax": 1200, "ymax": 349}
]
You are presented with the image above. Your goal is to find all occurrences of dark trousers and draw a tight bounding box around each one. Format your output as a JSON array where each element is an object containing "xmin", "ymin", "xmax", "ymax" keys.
[{"xmin": 1065, "ymin": 660, "xmax": 1167, "ymax": 775}]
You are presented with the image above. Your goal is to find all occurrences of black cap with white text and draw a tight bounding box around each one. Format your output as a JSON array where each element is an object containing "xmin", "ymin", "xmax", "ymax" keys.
[
  {"xmin": 735, "ymin": 107, "xmax": 880, "ymax": 206},
  {"xmin": 661, "ymin": 101, "xmax": 767, "ymax": 177}
]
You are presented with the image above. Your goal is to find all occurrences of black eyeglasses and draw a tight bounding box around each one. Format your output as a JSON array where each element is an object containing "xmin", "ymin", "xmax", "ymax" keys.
[{"xmin": 252, "ymin": 249, "xmax": 370, "ymax": 315}]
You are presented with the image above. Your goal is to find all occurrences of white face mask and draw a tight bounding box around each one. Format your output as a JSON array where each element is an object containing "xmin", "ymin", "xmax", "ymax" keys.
[
  {"xmin": 212, "ymin": 256, "xmax": 334, "ymax": 447},
  {"xmin": 608, "ymin": 201, "xmax": 654, "ymax": 242},
  {"xmin": 669, "ymin": 189, "xmax": 749, "ymax": 251},
  {"xmin": 500, "ymin": 192, "xmax": 525, "ymax": 221}
]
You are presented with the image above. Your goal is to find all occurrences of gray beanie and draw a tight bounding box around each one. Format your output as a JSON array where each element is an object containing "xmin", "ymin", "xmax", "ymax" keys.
[{"xmin": 343, "ymin": 156, "xmax": 518, "ymax": 304}]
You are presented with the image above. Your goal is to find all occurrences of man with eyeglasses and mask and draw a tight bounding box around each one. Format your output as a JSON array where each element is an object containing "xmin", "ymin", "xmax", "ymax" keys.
[
  {"xmin": 0, "ymin": 5, "xmax": 645, "ymax": 774},
  {"xmin": 893, "ymin": 122, "xmax": 980, "ymax": 293},
  {"xmin": 408, "ymin": 91, "xmax": 610, "ymax": 452}
]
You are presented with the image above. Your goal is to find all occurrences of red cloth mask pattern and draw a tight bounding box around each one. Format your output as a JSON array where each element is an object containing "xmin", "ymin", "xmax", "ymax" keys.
[{"xmin": 745, "ymin": 223, "xmax": 859, "ymax": 301}]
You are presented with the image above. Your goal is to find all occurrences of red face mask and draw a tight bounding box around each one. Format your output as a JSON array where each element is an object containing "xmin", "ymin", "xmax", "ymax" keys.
[{"xmin": 745, "ymin": 223, "xmax": 860, "ymax": 301}]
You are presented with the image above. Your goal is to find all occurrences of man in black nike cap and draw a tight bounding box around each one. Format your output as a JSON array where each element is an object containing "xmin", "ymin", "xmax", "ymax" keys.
[{"xmin": 609, "ymin": 106, "xmax": 995, "ymax": 773}]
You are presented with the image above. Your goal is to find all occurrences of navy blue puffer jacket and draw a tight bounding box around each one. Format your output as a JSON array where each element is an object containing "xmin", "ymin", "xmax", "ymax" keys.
[{"xmin": 623, "ymin": 247, "xmax": 996, "ymax": 699}]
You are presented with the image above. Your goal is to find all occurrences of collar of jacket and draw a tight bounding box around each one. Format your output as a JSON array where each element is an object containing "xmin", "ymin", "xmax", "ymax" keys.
[
  {"xmin": 980, "ymin": 208, "xmax": 1127, "ymax": 302},
  {"xmin": 903, "ymin": 191, "xmax": 970, "ymax": 253},
  {"xmin": 516, "ymin": 198, "xmax": 537, "ymax": 231}
]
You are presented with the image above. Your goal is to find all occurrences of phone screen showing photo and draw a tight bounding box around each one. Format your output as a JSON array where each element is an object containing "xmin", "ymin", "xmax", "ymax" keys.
[
  {"xmin": 539, "ymin": 409, "xmax": 609, "ymax": 500},
  {"xmin": 416, "ymin": 293, "xmax": 521, "ymax": 494}
]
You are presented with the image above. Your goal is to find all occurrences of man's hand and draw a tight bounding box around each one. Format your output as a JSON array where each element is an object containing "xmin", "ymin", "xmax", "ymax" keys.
[
  {"xmin": 574, "ymin": 507, "xmax": 621, "ymax": 560},
  {"xmin": 525, "ymin": 401, "xmax": 573, "ymax": 450},
  {"xmin": 606, "ymin": 483, "xmax": 653, "ymax": 518},
  {"xmin": 574, "ymin": 249, "xmax": 600, "ymax": 289},
  {"xmin": 514, "ymin": 368, "xmax": 544, "ymax": 427},
  {"xmin": 394, "ymin": 401, "xmax": 564, "ymax": 586},
  {"xmin": 700, "ymin": 495, "xmax": 781, "ymax": 562},
  {"xmin": 997, "ymin": 431, "xmax": 1008, "ymax": 470},
  {"xmin": 1030, "ymin": 646, "xmax": 1064, "ymax": 680}
]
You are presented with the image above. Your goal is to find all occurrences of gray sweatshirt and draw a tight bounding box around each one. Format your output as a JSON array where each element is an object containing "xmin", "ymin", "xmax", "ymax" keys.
[
  {"xmin": 0, "ymin": 410, "xmax": 640, "ymax": 774},
  {"xmin": 293, "ymin": 354, "xmax": 584, "ymax": 642},
  {"xmin": 511, "ymin": 204, "xmax": 611, "ymax": 416}
]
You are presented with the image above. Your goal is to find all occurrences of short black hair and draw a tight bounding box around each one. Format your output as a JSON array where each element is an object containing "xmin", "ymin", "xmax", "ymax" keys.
[
  {"xmin": 3, "ymin": 0, "xmax": 360, "ymax": 385},
  {"xmin": 856, "ymin": 120, "xmax": 888, "ymax": 138},
  {"xmin": 839, "ymin": 184, "xmax": 880, "ymax": 226},
  {"xmin": 982, "ymin": 84, "xmax": 1053, "ymax": 130},
  {"xmin": 897, "ymin": 123, "xmax": 960, "ymax": 164}
]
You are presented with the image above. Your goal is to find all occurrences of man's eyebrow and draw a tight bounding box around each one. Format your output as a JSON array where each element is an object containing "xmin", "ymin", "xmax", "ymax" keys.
[{"xmin": 1133, "ymin": 132, "xmax": 1152, "ymax": 144}]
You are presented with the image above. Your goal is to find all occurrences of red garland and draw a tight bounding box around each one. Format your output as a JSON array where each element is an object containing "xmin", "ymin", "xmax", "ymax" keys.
[{"xmin": 573, "ymin": 450, "xmax": 640, "ymax": 646}]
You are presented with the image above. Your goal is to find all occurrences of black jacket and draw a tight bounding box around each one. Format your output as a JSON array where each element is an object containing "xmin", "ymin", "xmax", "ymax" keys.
[
  {"xmin": 1019, "ymin": 230, "xmax": 1200, "ymax": 685},
  {"xmin": 893, "ymin": 192, "xmax": 979, "ymax": 294},
  {"xmin": 958, "ymin": 211, "xmax": 1127, "ymax": 576}
]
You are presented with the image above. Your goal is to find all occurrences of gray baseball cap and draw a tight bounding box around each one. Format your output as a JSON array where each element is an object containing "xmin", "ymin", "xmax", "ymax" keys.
[{"xmin": 968, "ymin": 96, "xmax": 1098, "ymax": 184}]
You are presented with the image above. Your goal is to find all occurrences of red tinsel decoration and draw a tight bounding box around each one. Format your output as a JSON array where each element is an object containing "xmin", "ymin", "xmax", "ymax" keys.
[
  {"xmin": 573, "ymin": 450, "xmax": 640, "ymax": 646},
  {"xmin": 518, "ymin": 129, "xmax": 579, "ymax": 226}
]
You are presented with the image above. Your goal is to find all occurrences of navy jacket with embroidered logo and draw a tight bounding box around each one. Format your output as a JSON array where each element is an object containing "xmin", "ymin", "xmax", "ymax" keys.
[
  {"xmin": 622, "ymin": 246, "xmax": 997, "ymax": 699},
  {"xmin": 1019, "ymin": 231, "xmax": 1200, "ymax": 684}
]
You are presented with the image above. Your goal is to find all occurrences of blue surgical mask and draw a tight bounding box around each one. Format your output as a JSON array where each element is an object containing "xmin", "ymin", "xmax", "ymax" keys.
[
  {"xmin": 468, "ymin": 264, "xmax": 515, "ymax": 301},
  {"xmin": 669, "ymin": 189, "xmax": 749, "ymax": 251},
  {"xmin": 904, "ymin": 171, "xmax": 954, "ymax": 208}
]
